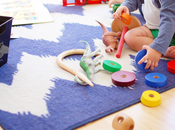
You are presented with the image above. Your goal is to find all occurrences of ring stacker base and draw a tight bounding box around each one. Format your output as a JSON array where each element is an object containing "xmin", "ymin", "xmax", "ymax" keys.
[
  {"xmin": 111, "ymin": 13, "xmax": 141, "ymax": 58},
  {"xmin": 111, "ymin": 14, "xmax": 141, "ymax": 34}
]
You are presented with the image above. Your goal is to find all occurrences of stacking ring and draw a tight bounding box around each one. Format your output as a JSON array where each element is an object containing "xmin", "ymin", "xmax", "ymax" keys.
[
  {"xmin": 145, "ymin": 72, "xmax": 167, "ymax": 88},
  {"xmin": 141, "ymin": 90, "xmax": 161, "ymax": 107},
  {"xmin": 111, "ymin": 71, "xmax": 136, "ymax": 87}
]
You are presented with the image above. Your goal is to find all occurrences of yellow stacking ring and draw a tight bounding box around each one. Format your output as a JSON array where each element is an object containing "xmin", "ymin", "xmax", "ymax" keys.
[{"xmin": 140, "ymin": 90, "xmax": 161, "ymax": 107}]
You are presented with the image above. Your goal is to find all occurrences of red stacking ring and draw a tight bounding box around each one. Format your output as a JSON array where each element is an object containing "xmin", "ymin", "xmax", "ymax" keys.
[{"xmin": 167, "ymin": 60, "xmax": 175, "ymax": 74}]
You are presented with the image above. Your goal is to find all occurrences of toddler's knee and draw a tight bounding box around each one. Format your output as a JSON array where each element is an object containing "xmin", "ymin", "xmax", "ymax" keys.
[{"xmin": 124, "ymin": 31, "xmax": 133, "ymax": 45}]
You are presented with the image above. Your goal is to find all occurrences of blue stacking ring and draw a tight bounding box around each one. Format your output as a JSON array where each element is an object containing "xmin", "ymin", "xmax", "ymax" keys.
[
  {"xmin": 145, "ymin": 73, "xmax": 167, "ymax": 87},
  {"xmin": 135, "ymin": 49, "xmax": 149, "ymax": 71}
]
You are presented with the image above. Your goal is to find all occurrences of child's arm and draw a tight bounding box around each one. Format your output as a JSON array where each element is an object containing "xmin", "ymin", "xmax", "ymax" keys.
[
  {"xmin": 149, "ymin": 0, "xmax": 175, "ymax": 56},
  {"xmin": 120, "ymin": 0, "xmax": 144, "ymax": 12},
  {"xmin": 112, "ymin": 0, "xmax": 144, "ymax": 20}
]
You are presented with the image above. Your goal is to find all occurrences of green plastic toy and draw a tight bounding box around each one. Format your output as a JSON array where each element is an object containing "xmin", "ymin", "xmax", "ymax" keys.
[
  {"xmin": 112, "ymin": 3, "xmax": 121, "ymax": 12},
  {"xmin": 74, "ymin": 41, "xmax": 103, "ymax": 85},
  {"xmin": 103, "ymin": 60, "xmax": 122, "ymax": 73}
]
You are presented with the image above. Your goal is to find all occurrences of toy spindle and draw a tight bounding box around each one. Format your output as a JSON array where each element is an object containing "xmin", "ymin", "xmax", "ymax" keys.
[{"xmin": 116, "ymin": 26, "xmax": 128, "ymax": 58}]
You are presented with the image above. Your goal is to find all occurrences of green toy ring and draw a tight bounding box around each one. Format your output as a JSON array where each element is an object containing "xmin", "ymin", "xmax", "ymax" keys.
[{"xmin": 103, "ymin": 60, "xmax": 122, "ymax": 73}]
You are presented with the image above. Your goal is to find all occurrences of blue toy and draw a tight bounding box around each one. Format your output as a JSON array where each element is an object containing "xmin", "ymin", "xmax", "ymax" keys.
[
  {"xmin": 135, "ymin": 49, "xmax": 149, "ymax": 71},
  {"xmin": 145, "ymin": 72, "xmax": 167, "ymax": 87}
]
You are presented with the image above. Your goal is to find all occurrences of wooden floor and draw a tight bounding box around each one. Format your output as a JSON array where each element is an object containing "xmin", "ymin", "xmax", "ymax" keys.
[
  {"xmin": 76, "ymin": 87, "xmax": 175, "ymax": 130},
  {"xmin": 0, "ymin": 88, "xmax": 175, "ymax": 130}
]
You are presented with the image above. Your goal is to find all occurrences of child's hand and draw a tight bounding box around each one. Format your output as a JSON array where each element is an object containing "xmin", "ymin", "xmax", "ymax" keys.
[
  {"xmin": 138, "ymin": 45, "xmax": 162, "ymax": 71},
  {"xmin": 112, "ymin": 6, "xmax": 129, "ymax": 19}
]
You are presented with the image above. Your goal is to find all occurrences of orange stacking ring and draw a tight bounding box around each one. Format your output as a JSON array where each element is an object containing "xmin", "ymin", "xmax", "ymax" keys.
[{"xmin": 121, "ymin": 13, "xmax": 132, "ymax": 25}]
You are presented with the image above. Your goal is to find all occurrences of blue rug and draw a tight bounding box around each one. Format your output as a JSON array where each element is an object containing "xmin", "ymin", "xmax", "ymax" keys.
[{"xmin": 0, "ymin": 1, "xmax": 175, "ymax": 130}]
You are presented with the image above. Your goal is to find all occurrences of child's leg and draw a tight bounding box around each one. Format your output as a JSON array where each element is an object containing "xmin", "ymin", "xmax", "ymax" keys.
[
  {"xmin": 124, "ymin": 26, "xmax": 154, "ymax": 51},
  {"xmin": 125, "ymin": 26, "xmax": 175, "ymax": 59}
]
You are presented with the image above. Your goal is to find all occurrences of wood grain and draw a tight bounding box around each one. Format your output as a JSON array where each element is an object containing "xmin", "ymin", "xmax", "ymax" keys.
[
  {"xmin": 76, "ymin": 87, "xmax": 175, "ymax": 130},
  {"xmin": 0, "ymin": 88, "xmax": 175, "ymax": 130}
]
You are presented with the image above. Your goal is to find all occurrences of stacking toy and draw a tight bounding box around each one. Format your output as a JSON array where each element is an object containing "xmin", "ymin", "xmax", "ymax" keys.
[
  {"xmin": 116, "ymin": 26, "xmax": 128, "ymax": 58},
  {"xmin": 111, "ymin": 15, "xmax": 141, "ymax": 34},
  {"xmin": 103, "ymin": 60, "xmax": 122, "ymax": 73},
  {"xmin": 121, "ymin": 13, "xmax": 132, "ymax": 25},
  {"xmin": 112, "ymin": 113, "xmax": 134, "ymax": 130},
  {"xmin": 111, "ymin": 71, "xmax": 136, "ymax": 87},
  {"xmin": 135, "ymin": 49, "xmax": 149, "ymax": 71},
  {"xmin": 145, "ymin": 72, "xmax": 167, "ymax": 88},
  {"xmin": 167, "ymin": 60, "xmax": 175, "ymax": 74},
  {"xmin": 141, "ymin": 90, "xmax": 161, "ymax": 107}
]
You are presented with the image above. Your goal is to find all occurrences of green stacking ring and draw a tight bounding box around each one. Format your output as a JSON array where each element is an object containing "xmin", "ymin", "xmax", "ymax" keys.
[{"xmin": 103, "ymin": 60, "xmax": 122, "ymax": 73}]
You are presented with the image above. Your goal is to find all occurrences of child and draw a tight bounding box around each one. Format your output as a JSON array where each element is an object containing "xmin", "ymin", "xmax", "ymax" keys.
[{"xmin": 112, "ymin": 0, "xmax": 175, "ymax": 71}]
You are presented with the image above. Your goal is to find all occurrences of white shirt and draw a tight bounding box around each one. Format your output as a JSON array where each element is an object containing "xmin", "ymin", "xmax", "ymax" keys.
[{"xmin": 142, "ymin": 0, "xmax": 160, "ymax": 29}]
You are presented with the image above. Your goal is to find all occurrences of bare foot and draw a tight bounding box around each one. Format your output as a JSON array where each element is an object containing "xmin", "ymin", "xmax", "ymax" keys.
[{"xmin": 164, "ymin": 46, "xmax": 175, "ymax": 59}]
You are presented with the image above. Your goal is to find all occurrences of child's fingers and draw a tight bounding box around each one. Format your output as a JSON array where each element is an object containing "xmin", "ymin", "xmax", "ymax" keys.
[
  {"xmin": 138, "ymin": 56, "xmax": 147, "ymax": 65},
  {"xmin": 112, "ymin": 13, "xmax": 116, "ymax": 19},
  {"xmin": 149, "ymin": 62, "xmax": 155, "ymax": 71},
  {"xmin": 145, "ymin": 60, "xmax": 151, "ymax": 70}
]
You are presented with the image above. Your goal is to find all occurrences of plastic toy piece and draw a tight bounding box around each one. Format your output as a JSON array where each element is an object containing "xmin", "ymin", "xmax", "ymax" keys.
[
  {"xmin": 56, "ymin": 41, "xmax": 103, "ymax": 87},
  {"xmin": 135, "ymin": 49, "xmax": 149, "ymax": 71},
  {"xmin": 167, "ymin": 60, "xmax": 175, "ymax": 74},
  {"xmin": 111, "ymin": 15, "xmax": 141, "ymax": 33},
  {"xmin": 141, "ymin": 90, "xmax": 161, "ymax": 107},
  {"xmin": 63, "ymin": 0, "xmax": 85, "ymax": 6},
  {"xmin": 112, "ymin": 4, "xmax": 121, "ymax": 12},
  {"xmin": 121, "ymin": 13, "xmax": 132, "ymax": 25},
  {"xmin": 96, "ymin": 20, "xmax": 121, "ymax": 53},
  {"xmin": 116, "ymin": 26, "xmax": 128, "ymax": 58},
  {"xmin": 111, "ymin": 71, "xmax": 136, "ymax": 87},
  {"xmin": 74, "ymin": 41, "xmax": 103, "ymax": 85},
  {"xmin": 62, "ymin": 0, "xmax": 108, "ymax": 6},
  {"xmin": 145, "ymin": 73, "xmax": 167, "ymax": 88},
  {"xmin": 102, "ymin": 60, "xmax": 122, "ymax": 72},
  {"xmin": 112, "ymin": 113, "xmax": 134, "ymax": 130},
  {"xmin": 56, "ymin": 49, "xmax": 94, "ymax": 86}
]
